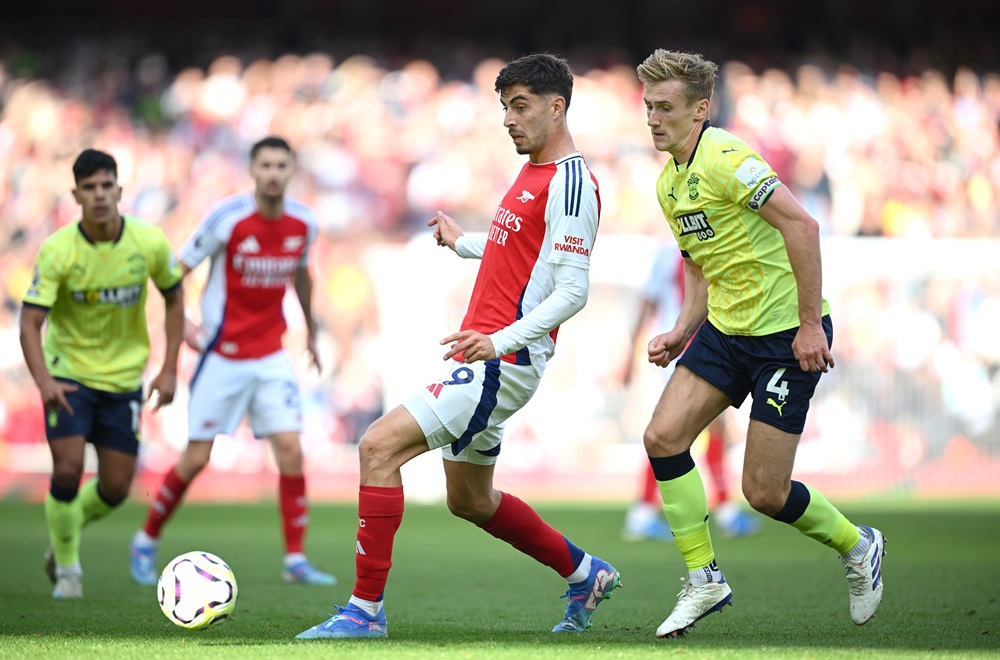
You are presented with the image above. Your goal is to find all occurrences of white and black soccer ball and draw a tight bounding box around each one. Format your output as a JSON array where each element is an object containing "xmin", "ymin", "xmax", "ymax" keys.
[{"xmin": 157, "ymin": 551, "xmax": 238, "ymax": 630}]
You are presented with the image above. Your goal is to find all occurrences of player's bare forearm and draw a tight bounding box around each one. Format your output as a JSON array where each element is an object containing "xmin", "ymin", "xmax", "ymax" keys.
[
  {"xmin": 783, "ymin": 221, "xmax": 824, "ymax": 326},
  {"xmin": 161, "ymin": 285, "xmax": 185, "ymax": 374},
  {"xmin": 759, "ymin": 187, "xmax": 824, "ymax": 325},
  {"xmin": 759, "ymin": 187, "xmax": 832, "ymax": 371},
  {"xmin": 18, "ymin": 307, "xmax": 52, "ymax": 388},
  {"xmin": 294, "ymin": 267, "xmax": 323, "ymax": 371},
  {"xmin": 648, "ymin": 261, "xmax": 706, "ymax": 368},
  {"xmin": 149, "ymin": 286, "xmax": 184, "ymax": 412},
  {"xmin": 19, "ymin": 307, "xmax": 77, "ymax": 413},
  {"xmin": 781, "ymin": 216, "xmax": 832, "ymax": 376},
  {"xmin": 293, "ymin": 267, "xmax": 318, "ymax": 335},
  {"xmin": 675, "ymin": 258, "xmax": 709, "ymax": 341}
]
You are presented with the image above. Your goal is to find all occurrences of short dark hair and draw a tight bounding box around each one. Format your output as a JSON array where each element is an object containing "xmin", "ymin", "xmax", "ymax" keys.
[
  {"xmin": 495, "ymin": 53, "xmax": 574, "ymax": 110},
  {"xmin": 72, "ymin": 149, "xmax": 118, "ymax": 183},
  {"xmin": 250, "ymin": 136, "xmax": 293, "ymax": 161}
]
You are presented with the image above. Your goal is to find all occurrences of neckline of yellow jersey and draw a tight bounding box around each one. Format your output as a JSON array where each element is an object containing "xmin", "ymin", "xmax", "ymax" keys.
[
  {"xmin": 77, "ymin": 215, "xmax": 126, "ymax": 245},
  {"xmin": 672, "ymin": 120, "xmax": 712, "ymax": 172}
]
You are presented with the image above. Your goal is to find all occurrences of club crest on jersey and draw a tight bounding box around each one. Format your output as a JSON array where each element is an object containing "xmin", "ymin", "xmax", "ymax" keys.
[
  {"xmin": 128, "ymin": 253, "xmax": 146, "ymax": 275},
  {"xmin": 516, "ymin": 190, "xmax": 535, "ymax": 203},
  {"xmin": 282, "ymin": 235, "xmax": 305, "ymax": 252},
  {"xmin": 676, "ymin": 211, "xmax": 715, "ymax": 241},
  {"xmin": 687, "ymin": 173, "xmax": 700, "ymax": 201}
]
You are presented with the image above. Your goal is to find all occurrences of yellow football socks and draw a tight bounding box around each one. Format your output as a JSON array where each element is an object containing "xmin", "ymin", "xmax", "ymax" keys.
[
  {"xmin": 658, "ymin": 467, "xmax": 716, "ymax": 571},
  {"xmin": 45, "ymin": 493, "xmax": 84, "ymax": 567}
]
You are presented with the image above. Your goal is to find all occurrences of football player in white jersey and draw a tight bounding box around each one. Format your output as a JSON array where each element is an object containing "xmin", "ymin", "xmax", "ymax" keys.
[
  {"xmin": 129, "ymin": 136, "xmax": 335, "ymax": 587},
  {"xmin": 297, "ymin": 53, "xmax": 620, "ymax": 640}
]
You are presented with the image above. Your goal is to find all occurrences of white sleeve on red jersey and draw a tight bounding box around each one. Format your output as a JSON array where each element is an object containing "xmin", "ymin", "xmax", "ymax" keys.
[
  {"xmin": 486, "ymin": 154, "xmax": 600, "ymax": 358},
  {"xmin": 180, "ymin": 194, "xmax": 253, "ymax": 269},
  {"xmin": 543, "ymin": 155, "xmax": 600, "ymax": 270},
  {"xmin": 488, "ymin": 261, "xmax": 589, "ymax": 358},
  {"xmin": 286, "ymin": 199, "xmax": 320, "ymax": 268},
  {"xmin": 455, "ymin": 235, "xmax": 486, "ymax": 259}
]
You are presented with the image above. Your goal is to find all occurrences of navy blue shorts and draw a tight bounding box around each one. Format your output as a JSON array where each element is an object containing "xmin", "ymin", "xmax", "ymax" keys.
[
  {"xmin": 676, "ymin": 316, "xmax": 833, "ymax": 435},
  {"xmin": 44, "ymin": 379, "xmax": 143, "ymax": 455}
]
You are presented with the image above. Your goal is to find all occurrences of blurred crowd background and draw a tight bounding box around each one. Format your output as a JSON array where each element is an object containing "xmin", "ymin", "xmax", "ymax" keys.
[{"xmin": 1, "ymin": 1, "xmax": 998, "ymax": 502}]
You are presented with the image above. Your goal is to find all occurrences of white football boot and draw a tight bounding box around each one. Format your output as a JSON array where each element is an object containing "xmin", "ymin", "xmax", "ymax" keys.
[
  {"xmin": 656, "ymin": 577, "xmax": 732, "ymax": 638},
  {"xmin": 840, "ymin": 525, "xmax": 886, "ymax": 625},
  {"xmin": 53, "ymin": 572, "xmax": 83, "ymax": 599}
]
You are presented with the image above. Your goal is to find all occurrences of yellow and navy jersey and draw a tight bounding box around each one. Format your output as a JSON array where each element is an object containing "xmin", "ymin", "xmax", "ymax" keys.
[
  {"xmin": 655, "ymin": 122, "xmax": 830, "ymax": 336},
  {"xmin": 23, "ymin": 216, "xmax": 182, "ymax": 392}
]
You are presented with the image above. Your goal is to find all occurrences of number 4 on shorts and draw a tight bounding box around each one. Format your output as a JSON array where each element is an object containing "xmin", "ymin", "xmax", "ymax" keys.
[{"xmin": 767, "ymin": 368, "xmax": 789, "ymax": 400}]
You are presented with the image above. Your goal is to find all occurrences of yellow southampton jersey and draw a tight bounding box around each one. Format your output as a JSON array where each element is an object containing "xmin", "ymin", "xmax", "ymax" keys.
[
  {"xmin": 23, "ymin": 216, "xmax": 182, "ymax": 392},
  {"xmin": 655, "ymin": 124, "xmax": 830, "ymax": 336}
]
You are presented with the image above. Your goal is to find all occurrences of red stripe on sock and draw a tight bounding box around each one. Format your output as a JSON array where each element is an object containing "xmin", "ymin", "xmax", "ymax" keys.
[
  {"xmin": 480, "ymin": 492, "xmax": 576, "ymax": 578},
  {"xmin": 279, "ymin": 474, "xmax": 308, "ymax": 554},
  {"xmin": 353, "ymin": 485, "xmax": 404, "ymax": 601},
  {"xmin": 143, "ymin": 467, "xmax": 190, "ymax": 538}
]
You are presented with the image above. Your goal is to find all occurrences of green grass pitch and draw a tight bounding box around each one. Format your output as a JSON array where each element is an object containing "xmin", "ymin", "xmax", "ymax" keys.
[{"xmin": 1, "ymin": 499, "xmax": 998, "ymax": 659}]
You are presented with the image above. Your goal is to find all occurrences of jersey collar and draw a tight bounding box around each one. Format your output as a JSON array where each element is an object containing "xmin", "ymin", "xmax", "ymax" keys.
[
  {"xmin": 674, "ymin": 120, "xmax": 712, "ymax": 172},
  {"xmin": 78, "ymin": 215, "xmax": 125, "ymax": 245}
]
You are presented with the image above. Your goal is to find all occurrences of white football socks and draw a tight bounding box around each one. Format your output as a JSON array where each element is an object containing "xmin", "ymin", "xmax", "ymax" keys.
[
  {"xmin": 688, "ymin": 559, "xmax": 724, "ymax": 586},
  {"xmin": 348, "ymin": 595, "xmax": 383, "ymax": 617},
  {"xmin": 566, "ymin": 554, "xmax": 593, "ymax": 584}
]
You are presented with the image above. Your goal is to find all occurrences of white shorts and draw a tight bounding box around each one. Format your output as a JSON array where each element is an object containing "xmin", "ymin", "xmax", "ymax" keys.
[
  {"xmin": 403, "ymin": 359, "xmax": 539, "ymax": 466},
  {"xmin": 188, "ymin": 350, "xmax": 302, "ymax": 440}
]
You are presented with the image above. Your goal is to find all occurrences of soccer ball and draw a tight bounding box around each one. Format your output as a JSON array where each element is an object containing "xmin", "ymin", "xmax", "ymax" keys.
[{"xmin": 157, "ymin": 551, "xmax": 238, "ymax": 630}]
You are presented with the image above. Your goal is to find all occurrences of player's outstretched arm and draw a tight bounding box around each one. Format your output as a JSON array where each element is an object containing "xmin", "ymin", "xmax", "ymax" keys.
[{"xmin": 148, "ymin": 284, "xmax": 184, "ymax": 412}]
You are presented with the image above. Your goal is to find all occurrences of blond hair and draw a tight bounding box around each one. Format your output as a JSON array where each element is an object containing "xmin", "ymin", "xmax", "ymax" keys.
[{"xmin": 636, "ymin": 49, "xmax": 718, "ymax": 106}]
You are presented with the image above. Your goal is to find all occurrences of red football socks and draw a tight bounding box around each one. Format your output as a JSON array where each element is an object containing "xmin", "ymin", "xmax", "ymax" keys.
[
  {"xmin": 353, "ymin": 485, "xmax": 405, "ymax": 601},
  {"xmin": 279, "ymin": 474, "xmax": 308, "ymax": 554},
  {"xmin": 143, "ymin": 467, "xmax": 190, "ymax": 538}
]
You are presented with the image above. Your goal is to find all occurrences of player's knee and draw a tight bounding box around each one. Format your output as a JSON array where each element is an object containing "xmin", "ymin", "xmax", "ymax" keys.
[
  {"xmin": 445, "ymin": 492, "xmax": 493, "ymax": 524},
  {"xmin": 273, "ymin": 441, "xmax": 303, "ymax": 473},
  {"xmin": 51, "ymin": 461, "xmax": 84, "ymax": 488},
  {"xmin": 100, "ymin": 482, "xmax": 130, "ymax": 506},
  {"xmin": 643, "ymin": 424, "xmax": 685, "ymax": 457},
  {"xmin": 357, "ymin": 433, "xmax": 395, "ymax": 475},
  {"xmin": 742, "ymin": 482, "xmax": 785, "ymax": 516}
]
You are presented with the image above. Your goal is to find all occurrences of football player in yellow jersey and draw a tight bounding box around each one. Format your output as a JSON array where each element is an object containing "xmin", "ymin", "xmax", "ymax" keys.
[
  {"xmin": 634, "ymin": 50, "xmax": 886, "ymax": 637},
  {"xmin": 19, "ymin": 149, "xmax": 184, "ymax": 599}
]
